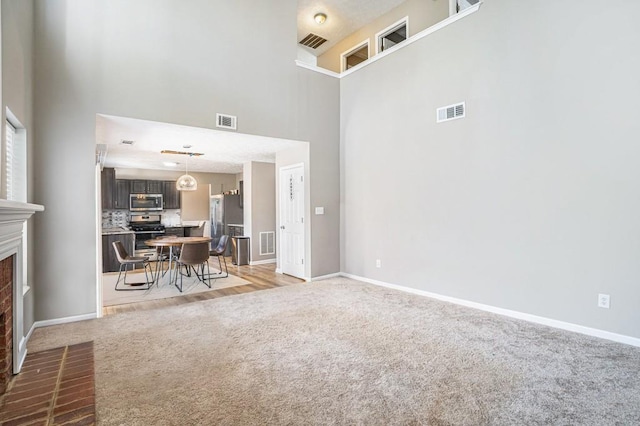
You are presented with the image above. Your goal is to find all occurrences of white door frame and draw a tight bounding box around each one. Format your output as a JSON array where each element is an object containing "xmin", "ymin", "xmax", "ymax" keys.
[{"xmin": 95, "ymin": 164, "xmax": 103, "ymax": 318}]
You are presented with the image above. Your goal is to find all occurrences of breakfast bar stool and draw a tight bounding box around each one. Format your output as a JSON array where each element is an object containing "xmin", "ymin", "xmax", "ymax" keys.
[{"xmin": 112, "ymin": 241, "xmax": 155, "ymax": 291}]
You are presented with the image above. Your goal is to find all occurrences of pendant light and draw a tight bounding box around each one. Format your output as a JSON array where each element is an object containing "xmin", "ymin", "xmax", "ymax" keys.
[{"xmin": 176, "ymin": 153, "xmax": 197, "ymax": 191}]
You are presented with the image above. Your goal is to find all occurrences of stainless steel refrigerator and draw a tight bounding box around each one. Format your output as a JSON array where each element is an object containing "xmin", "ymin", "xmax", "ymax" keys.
[{"xmin": 210, "ymin": 194, "xmax": 243, "ymax": 255}]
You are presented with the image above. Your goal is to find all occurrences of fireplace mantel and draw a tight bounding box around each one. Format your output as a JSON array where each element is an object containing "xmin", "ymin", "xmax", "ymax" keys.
[
  {"xmin": 0, "ymin": 199, "xmax": 44, "ymax": 376},
  {"xmin": 0, "ymin": 199, "xmax": 45, "ymax": 222}
]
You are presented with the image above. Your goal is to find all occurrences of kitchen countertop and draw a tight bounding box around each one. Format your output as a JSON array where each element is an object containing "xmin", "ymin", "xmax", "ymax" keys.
[{"xmin": 101, "ymin": 227, "xmax": 134, "ymax": 236}]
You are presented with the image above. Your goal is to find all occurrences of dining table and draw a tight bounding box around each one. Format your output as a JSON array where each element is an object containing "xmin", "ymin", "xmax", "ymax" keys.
[{"xmin": 145, "ymin": 236, "xmax": 212, "ymax": 285}]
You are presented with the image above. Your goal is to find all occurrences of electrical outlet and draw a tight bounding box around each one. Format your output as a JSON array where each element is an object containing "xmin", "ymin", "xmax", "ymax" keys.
[
  {"xmin": 375, "ymin": 259, "xmax": 381, "ymax": 268},
  {"xmin": 598, "ymin": 293, "xmax": 610, "ymax": 309}
]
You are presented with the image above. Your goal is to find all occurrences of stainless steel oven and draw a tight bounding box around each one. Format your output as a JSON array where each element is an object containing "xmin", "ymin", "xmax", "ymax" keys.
[
  {"xmin": 130, "ymin": 194, "xmax": 163, "ymax": 212},
  {"xmin": 134, "ymin": 230, "xmax": 166, "ymax": 252},
  {"xmin": 129, "ymin": 214, "xmax": 165, "ymax": 259}
]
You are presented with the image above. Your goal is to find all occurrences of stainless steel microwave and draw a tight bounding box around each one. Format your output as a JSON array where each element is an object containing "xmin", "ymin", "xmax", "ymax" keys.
[{"xmin": 129, "ymin": 194, "xmax": 163, "ymax": 211}]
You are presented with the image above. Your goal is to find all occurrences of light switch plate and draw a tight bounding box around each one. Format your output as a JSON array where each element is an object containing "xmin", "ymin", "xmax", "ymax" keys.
[{"xmin": 315, "ymin": 207, "xmax": 325, "ymax": 215}]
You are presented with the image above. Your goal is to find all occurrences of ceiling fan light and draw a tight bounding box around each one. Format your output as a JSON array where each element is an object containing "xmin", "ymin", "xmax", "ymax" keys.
[{"xmin": 176, "ymin": 174, "xmax": 198, "ymax": 191}]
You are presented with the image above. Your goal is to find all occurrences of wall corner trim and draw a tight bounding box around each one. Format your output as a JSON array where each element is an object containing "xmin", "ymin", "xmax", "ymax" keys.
[
  {"xmin": 312, "ymin": 272, "xmax": 342, "ymax": 281},
  {"xmin": 340, "ymin": 273, "xmax": 640, "ymax": 348},
  {"xmin": 294, "ymin": 60, "xmax": 341, "ymax": 79}
]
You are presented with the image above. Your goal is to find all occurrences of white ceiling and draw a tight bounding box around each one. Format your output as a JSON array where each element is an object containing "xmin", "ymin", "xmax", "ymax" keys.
[
  {"xmin": 297, "ymin": 0, "xmax": 407, "ymax": 56},
  {"xmin": 95, "ymin": 115, "xmax": 304, "ymax": 174}
]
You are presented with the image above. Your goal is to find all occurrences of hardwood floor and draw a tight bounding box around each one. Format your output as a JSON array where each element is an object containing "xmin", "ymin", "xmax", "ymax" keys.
[{"xmin": 102, "ymin": 258, "xmax": 305, "ymax": 316}]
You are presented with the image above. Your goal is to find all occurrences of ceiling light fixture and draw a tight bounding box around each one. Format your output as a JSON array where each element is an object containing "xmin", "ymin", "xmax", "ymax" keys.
[
  {"xmin": 163, "ymin": 161, "xmax": 178, "ymax": 167},
  {"xmin": 175, "ymin": 147, "xmax": 198, "ymax": 191},
  {"xmin": 314, "ymin": 13, "xmax": 327, "ymax": 24}
]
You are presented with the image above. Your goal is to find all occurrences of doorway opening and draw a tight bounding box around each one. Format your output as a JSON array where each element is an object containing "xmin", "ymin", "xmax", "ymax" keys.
[{"xmin": 95, "ymin": 114, "xmax": 310, "ymax": 314}]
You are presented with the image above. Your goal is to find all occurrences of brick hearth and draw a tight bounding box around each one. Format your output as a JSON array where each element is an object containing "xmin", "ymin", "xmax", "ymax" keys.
[{"xmin": 0, "ymin": 341, "xmax": 96, "ymax": 425}]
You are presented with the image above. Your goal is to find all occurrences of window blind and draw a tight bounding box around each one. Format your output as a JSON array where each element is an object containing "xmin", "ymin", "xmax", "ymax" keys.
[{"xmin": 5, "ymin": 120, "xmax": 27, "ymax": 202}]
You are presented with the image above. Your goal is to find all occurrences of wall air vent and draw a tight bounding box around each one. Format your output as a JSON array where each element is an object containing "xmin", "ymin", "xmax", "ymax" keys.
[
  {"xmin": 259, "ymin": 231, "xmax": 275, "ymax": 255},
  {"xmin": 299, "ymin": 33, "xmax": 328, "ymax": 49},
  {"xmin": 216, "ymin": 113, "xmax": 237, "ymax": 130},
  {"xmin": 436, "ymin": 102, "xmax": 465, "ymax": 123}
]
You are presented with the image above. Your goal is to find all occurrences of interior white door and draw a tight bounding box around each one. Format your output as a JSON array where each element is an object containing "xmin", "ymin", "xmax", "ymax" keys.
[{"xmin": 279, "ymin": 164, "xmax": 305, "ymax": 279}]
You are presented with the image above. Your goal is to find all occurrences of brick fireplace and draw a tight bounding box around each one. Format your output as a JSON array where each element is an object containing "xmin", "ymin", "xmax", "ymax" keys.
[
  {"xmin": 0, "ymin": 256, "xmax": 13, "ymax": 394},
  {"xmin": 0, "ymin": 200, "xmax": 44, "ymax": 395}
]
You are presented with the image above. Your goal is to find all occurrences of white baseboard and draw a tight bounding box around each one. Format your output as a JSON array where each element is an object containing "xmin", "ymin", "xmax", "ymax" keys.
[
  {"xmin": 249, "ymin": 258, "xmax": 276, "ymax": 266},
  {"xmin": 312, "ymin": 273, "xmax": 342, "ymax": 281},
  {"xmin": 341, "ymin": 273, "xmax": 640, "ymax": 348},
  {"xmin": 32, "ymin": 313, "xmax": 97, "ymax": 329},
  {"xmin": 25, "ymin": 322, "xmax": 37, "ymax": 343},
  {"xmin": 22, "ymin": 313, "xmax": 98, "ymax": 352},
  {"xmin": 273, "ymin": 267, "xmax": 309, "ymax": 281}
]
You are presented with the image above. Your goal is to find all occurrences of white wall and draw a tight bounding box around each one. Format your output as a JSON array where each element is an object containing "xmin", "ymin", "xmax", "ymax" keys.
[
  {"xmin": 243, "ymin": 162, "xmax": 276, "ymax": 263},
  {"xmin": 32, "ymin": 0, "xmax": 340, "ymax": 321},
  {"xmin": 2, "ymin": 0, "xmax": 36, "ymax": 331},
  {"xmin": 340, "ymin": 0, "xmax": 640, "ymax": 339}
]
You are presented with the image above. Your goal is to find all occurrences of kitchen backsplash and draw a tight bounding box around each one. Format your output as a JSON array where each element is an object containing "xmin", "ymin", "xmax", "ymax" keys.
[
  {"xmin": 161, "ymin": 210, "xmax": 181, "ymax": 227},
  {"xmin": 101, "ymin": 210, "xmax": 129, "ymax": 228},
  {"xmin": 101, "ymin": 209, "xmax": 181, "ymax": 228}
]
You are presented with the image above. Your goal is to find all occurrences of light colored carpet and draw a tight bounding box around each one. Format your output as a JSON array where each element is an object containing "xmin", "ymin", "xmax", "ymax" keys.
[
  {"xmin": 28, "ymin": 278, "xmax": 640, "ymax": 425},
  {"xmin": 102, "ymin": 263, "xmax": 249, "ymax": 306}
]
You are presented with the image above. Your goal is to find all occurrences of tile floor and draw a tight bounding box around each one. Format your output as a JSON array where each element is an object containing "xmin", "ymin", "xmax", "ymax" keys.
[{"xmin": 0, "ymin": 341, "xmax": 95, "ymax": 425}]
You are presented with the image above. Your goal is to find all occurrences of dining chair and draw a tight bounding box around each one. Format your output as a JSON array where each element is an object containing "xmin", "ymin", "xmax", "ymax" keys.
[
  {"xmin": 155, "ymin": 245, "xmax": 172, "ymax": 277},
  {"xmin": 187, "ymin": 221, "xmax": 206, "ymax": 237},
  {"xmin": 173, "ymin": 242, "xmax": 211, "ymax": 292},
  {"xmin": 112, "ymin": 241, "xmax": 154, "ymax": 291},
  {"xmin": 208, "ymin": 235, "xmax": 230, "ymax": 278}
]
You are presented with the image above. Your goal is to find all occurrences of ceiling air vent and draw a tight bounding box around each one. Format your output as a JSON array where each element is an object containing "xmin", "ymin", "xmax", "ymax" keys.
[
  {"xmin": 216, "ymin": 113, "xmax": 237, "ymax": 130},
  {"xmin": 120, "ymin": 139, "xmax": 135, "ymax": 145},
  {"xmin": 299, "ymin": 33, "xmax": 328, "ymax": 49},
  {"xmin": 437, "ymin": 102, "xmax": 465, "ymax": 123}
]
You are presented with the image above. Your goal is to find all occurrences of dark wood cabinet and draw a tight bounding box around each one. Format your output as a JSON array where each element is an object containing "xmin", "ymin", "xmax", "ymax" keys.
[
  {"xmin": 162, "ymin": 181, "xmax": 180, "ymax": 209},
  {"xmin": 130, "ymin": 180, "xmax": 147, "ymax": 194},
  {"xmin": 131, "ymin": 179, "xmax": 164, "ymax": 195},
  {"xmin": 107, "ymin": 178, "xmax": 179, "ymax": 210},
  {"xmin": 147, "ymin": 180, "xmax": 163, "ymax": 194},
  {"xmin": 114, "ymin": 180, "xmax": 131, "ymax": 209},
  {"xmin": 102, "ymin": 233, "xmax": 135, "ymax": 272},
  {"xmin": 100, "ymin": 168, "xmax": 116, "ymax": 209}
]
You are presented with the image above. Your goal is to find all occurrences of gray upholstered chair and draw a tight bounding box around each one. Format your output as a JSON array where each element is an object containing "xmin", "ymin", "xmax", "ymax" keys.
[
  {"xmin": 173, "ymin": 242, "xmax": 211, "ymax": 292},
  {"xmin": 112, "ymin": 241, "xmax": 154, "ymax": 291}
]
